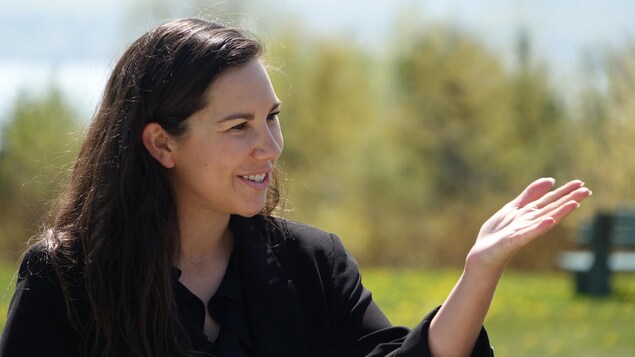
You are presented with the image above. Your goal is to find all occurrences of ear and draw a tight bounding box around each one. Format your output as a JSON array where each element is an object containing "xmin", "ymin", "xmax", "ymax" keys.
[{"xmin": 142, "ymin": 122, "xmax": 176, "ymax": 168}]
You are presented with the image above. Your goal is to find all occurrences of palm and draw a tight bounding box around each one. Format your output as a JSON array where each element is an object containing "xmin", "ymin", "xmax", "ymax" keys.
[{"xmin": 468, "ymin": 178, "xmax": 592, "ymax": 270}]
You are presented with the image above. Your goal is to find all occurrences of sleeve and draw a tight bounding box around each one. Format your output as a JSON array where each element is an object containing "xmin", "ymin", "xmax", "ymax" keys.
[
  {"xmin": 329, "ymin": 234, "xmax": 493, "ymax": 357},
  {"xmin": 0, "ymin": 247, "xmax": 80, "ymax": 357}
]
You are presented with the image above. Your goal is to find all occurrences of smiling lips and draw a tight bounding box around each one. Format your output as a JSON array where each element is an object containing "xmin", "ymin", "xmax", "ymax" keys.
[
  {"xmin": 238, "ymin": 172, "xmax": 272, "ymax": 191},
  {"xmin": 241, "ymin": 173, "xmax": 266, "ymax": 183}
]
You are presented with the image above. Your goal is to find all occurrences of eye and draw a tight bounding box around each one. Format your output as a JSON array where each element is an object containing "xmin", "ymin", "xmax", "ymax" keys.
[
  {"xmin": 267, "ymin": 111, "xmax": 280, "ymax": 121},
  {"xmin": 230, "ymin": 122, "xmax": 248, "ymax": 131}
]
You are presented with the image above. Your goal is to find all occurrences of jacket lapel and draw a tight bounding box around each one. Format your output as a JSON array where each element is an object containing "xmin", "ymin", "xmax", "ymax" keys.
[{"xmin": 230, "ymin": 215, "xmax": 308, "ymax": 356}]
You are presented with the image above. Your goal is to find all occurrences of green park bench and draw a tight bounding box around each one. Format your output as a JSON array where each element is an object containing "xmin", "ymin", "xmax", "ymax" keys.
[{"xmin": 556, "ymin": 211, "xmax": 635, "ymax": 296}]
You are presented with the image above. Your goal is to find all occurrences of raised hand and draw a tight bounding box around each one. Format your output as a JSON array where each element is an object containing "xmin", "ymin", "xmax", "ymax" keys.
[
  {"xmin": 430, "ymin": 178, "xmax": 592, "ymax": 356},
  {"xmin": 467, "ymin": 178, "xmax": 592, "ymax": 273}
]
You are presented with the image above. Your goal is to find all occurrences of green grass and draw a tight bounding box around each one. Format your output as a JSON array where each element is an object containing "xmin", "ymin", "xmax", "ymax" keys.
[
  {"xmin": 0, "ymin": 263, "xmax": 18, "ymax": 333},
  {"xmin": 360, "ymin": 268, "xmax": 635, "ymax": 357},
  {"xmin": 1, "ymin": 264, "xmax": 633, "ymax": 356}
]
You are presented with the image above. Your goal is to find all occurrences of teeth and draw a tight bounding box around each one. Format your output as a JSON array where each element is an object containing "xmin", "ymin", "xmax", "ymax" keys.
[{"xmin": 242, "ymin": 174, "xmax": 266, "ymax": 183}]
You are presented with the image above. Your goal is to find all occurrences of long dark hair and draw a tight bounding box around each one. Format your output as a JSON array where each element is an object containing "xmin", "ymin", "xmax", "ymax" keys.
[{"xmin": 37, "ymin": 18, "xmax": 279, "ymax": 356}]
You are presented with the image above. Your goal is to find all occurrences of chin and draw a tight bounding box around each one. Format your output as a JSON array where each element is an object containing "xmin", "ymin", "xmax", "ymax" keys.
[{"xmin": 235, "ymin": 204, "xmax": 266, "ymax": 218}]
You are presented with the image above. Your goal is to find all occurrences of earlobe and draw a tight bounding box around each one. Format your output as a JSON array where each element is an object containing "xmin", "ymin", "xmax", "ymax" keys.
[{"xmin": 142, "ymin": 122, "xmax": 176, "ymax": 168}]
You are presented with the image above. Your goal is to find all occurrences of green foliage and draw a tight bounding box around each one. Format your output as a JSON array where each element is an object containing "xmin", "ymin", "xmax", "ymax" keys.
[
  {"xmin": 385, "ymin": 25, "xmax": 518, "ymax": 265},
  {"xmin": 394, "ymin": 26, "xmax": 513, "ymax": 199},
  {"xmin": 572, "ymin": 43, "xmax": 635, "ymax": 211},
  {"xmin": 266, "ymin": 21, "xmax": 587, "ymax": 267},
  {"xmin": 267, "ymin": 28, "xmax": 385, "ymax": 257},
  {"xmin": 0, "ymin": 87, "xmax": 80, "ymax": 261},
  {"xmin": 2, "ymin": 12, "xmax": 635, "ymax": 269}
]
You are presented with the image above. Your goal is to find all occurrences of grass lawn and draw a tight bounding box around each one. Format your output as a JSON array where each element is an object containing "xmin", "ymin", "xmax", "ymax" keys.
[
  {"xmin": 0, "ymin": 263, "xmax": 18, "ymax": 333},
  {"xmin": 361, "ymin": 268, "xmax": 635, "ymax": 357},
  {"xmin": 0, "ymin": 263, "xmax": 633, "ymax": 356}
]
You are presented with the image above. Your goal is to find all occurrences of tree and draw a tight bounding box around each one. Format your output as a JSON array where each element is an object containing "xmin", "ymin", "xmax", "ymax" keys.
[
  {"xmin": 384, "ymin": 24, "xmax": 517, "ymax": 265},
  {"xmin": 266, "ymin": 27, "xmax": 384, "ymax": 257},
  {"xmin": 574, "ymin": 43, "xmax": 635, "ymax": 210},
  {"xmin": 0, "ymin": 87, "xmax": 80, "ymax": 261}
]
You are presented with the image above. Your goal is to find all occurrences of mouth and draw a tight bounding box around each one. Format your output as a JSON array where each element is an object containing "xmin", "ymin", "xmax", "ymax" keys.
[{"xmin": 240, "ymin": 173, "xmax": 267, "ymax": 184}]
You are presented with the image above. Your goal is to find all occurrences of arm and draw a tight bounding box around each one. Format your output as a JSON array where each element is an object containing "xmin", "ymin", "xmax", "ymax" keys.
[
  {"xmin": 428, "ymin": 178, "xmax": 592, "ymax": 357},
  {"xmin": 329, "ymin": 232, "xmax": 491, "ymax": 357}
]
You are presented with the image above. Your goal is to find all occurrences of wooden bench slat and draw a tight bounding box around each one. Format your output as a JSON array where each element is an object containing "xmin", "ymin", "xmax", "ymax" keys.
[
  {"xmin": 610, "ymin": 252, "xmax": 635, "ymax": 271},
  {"xmin": 557, "ymin": 251, "xmax": 593, "ymax": 272},
  {"xmin": 557, "ymin": 251, "xmax": 635, "ymax": 272}
]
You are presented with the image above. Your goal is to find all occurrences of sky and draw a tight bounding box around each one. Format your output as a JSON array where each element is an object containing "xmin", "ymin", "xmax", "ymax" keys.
[{"xmin": 1, "ymin": 0, "xmax": 634, "ymax": 123}]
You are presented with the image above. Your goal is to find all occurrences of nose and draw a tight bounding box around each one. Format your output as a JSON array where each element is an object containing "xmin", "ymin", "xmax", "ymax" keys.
[{"xmin": 252, "ymin": 123, "xmax": 283, "ymax": 161}]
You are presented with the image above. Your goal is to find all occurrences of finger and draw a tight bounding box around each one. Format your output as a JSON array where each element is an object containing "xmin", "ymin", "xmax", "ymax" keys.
[
  {"xmin": 513, "ymin": 177, "xmax": 556, "ymax": 208},
  {"xmin": 539, "ymin": 188, "xmax": 591, "ymax": 222},
  {"xmin": 534, "ymin": 179, "xmax": 586, "ymax": 209},
  {"xmin": 546, "ymin": 200, "xmax": 583, "ymax": 223},
  {"xmin": 512, "ymin": 197, "xmax": 587, "ymax": 246}
]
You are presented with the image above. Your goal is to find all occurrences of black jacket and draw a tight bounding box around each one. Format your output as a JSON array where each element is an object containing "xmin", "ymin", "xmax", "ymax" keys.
[{"xmin": 0, "ymin": 215, "xmax": 492, "ymax": 356}]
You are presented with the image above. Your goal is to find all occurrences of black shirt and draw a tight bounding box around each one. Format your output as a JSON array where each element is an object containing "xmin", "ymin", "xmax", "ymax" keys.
[
  {"xmin": 175, "ymin": 251, "xmax": 254, "ymax": 355},
  {"xmin": 0, "ymin": 215, "xmax": 494, "ymax": 356}
]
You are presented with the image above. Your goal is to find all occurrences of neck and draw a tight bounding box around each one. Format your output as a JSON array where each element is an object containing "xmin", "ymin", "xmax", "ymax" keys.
[{"xmin": 177, "ymin": 212, "xmax": 233, "ymax": 268}]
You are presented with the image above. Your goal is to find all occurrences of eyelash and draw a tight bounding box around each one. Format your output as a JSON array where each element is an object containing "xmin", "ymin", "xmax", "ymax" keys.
[
  {"xmin": 230, "ymin": 123, "xmax": 248, "ymax": 131},
  {"xmin": 267, "ymin": 111, "xmax": 281, "ymax": 121}
]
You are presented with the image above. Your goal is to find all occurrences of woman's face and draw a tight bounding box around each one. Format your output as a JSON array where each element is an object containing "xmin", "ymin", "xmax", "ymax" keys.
[{"xmin": 168, "ymin": 59, "xmax": 283, "ymax": 219}]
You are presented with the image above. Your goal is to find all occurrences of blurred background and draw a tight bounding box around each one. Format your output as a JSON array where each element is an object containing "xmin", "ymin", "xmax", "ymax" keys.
[
  {"xmin": 3, "ymin": 0, "xmax": 634, "ymax": 267},
  {"xmin": 1, "ymin": 0, "xmax": 634, "ymax": 355}
]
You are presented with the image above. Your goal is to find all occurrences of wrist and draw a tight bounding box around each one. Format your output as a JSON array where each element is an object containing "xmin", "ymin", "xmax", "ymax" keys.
[{"xmin": 464, "ymin": 250, "xmax": 507, "ymax": 284}]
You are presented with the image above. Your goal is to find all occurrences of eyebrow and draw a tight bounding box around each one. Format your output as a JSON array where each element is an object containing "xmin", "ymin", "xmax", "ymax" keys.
[{"xmin": 219, "ymin": 102, "xmax": 282, "ymax": 123}]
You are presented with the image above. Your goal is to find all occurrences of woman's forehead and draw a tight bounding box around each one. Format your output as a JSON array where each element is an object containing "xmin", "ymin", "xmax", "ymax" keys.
[{"xmin": 205, "ymin": 60, "xmax": 279, "ymax": 109}]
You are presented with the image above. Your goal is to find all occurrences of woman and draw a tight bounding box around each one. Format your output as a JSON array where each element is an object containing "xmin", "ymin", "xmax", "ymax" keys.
[{"xmin": 0, "ymin": 18, "xmax": 591, "ymax": 356}]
